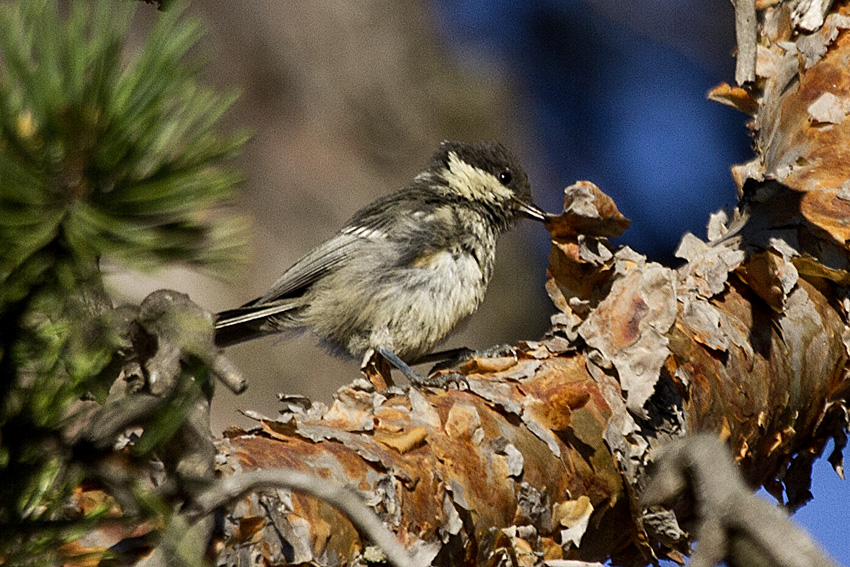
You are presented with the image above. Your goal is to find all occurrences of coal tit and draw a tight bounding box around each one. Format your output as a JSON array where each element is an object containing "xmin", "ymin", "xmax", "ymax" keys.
[{"xmin": 215, "ymin": 141, "xmax": 547, "ymax": 386}]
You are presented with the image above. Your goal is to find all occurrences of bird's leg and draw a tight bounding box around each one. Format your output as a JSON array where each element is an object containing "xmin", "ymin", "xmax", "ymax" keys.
[
  {"xmin": 418, "ymin": 344, "xmax": 517, "ymax": 374},
  {"xmin": 376, "ymin": 347, "xmax": 467, "ymax": 390}
]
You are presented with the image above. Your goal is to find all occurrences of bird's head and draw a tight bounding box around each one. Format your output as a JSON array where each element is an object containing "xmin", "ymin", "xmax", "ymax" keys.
[{"xmin": 423, "ymin": 141, "xmax": 546, "ymax": 223}]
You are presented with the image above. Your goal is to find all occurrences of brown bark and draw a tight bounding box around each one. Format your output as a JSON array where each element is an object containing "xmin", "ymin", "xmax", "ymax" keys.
[{"xmin": 211, "ymin": 2, "xmax": 850, "ymax": 566}]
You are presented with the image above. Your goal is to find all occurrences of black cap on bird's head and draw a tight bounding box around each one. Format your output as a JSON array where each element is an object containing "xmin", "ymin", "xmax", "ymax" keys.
[{"xmin": 426, "ymin": 141, "xmax": 546, "ymax": 222}]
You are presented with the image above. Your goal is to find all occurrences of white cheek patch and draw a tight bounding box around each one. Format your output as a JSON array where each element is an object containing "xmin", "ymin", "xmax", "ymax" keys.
[{"xmin": 445, "ymin": 151, "xmax": 514, "ymax": 204}]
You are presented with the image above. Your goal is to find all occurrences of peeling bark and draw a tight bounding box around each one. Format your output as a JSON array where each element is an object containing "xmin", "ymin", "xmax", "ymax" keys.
[{"xmin": 207, "ymin": 2, "xmax": 850, "ymax": 566}]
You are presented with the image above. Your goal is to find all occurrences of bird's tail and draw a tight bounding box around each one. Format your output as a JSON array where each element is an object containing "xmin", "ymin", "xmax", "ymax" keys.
[{"xmin": 214, "ymin": 300, "xmax": 301, "ymax": 347}]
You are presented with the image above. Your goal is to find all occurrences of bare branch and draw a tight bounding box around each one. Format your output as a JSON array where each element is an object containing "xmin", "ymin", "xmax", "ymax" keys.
[
  {"xmin": 192, "ymin": 469, "xmax": 420, "ymax": 567},
  {"xmin": 731, "ymin": 0, "xmax": 757, "ymax": 84},
  {"xmin": 642, "ymin": 434, "xmax": 839, "ymax": 567}
]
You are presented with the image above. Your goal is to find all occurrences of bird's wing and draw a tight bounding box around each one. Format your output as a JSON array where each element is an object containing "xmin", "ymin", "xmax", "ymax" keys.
[
  {"xmin": 257, "ymin": 224, "xmax": 386, "ymax": 303},
  {"xmin": 256, "ymin": 189, "xmax": 441, "ymax": 303},
  {"xmin": 215, "ymin": 232, "xmax": 391, "ymax": 347}
]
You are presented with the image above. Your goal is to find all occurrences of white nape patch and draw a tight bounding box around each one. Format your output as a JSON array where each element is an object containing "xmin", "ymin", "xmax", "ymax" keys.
[
  {"xmin": 445, "ymin": 151, "xmax": 513, "ymax": 205},
  {"xmin": 342, "ymin": 225, "xmax": 386, "ymax": 239},
  {"xmin": 414, "ymin": 170, "xmax": 435, "ymax": 183}
]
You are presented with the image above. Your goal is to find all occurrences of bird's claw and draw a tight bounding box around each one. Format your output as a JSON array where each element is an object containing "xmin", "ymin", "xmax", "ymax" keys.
[
  {"xmin": 411, "ymin": 371, "xmax": 469, "ymax": 391},
  {"xmin": 474, "ymin": 344, "xmax": 517, "ymax": 360},
  {"xmin": 429, "ymin": 343, "xmax": 516, "ymax": 373}
]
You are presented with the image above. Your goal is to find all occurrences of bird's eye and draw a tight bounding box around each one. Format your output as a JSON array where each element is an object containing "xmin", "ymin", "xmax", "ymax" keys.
[{"xmin": 498, "ymin": 170, "xmax": 512, "ymax": 185}]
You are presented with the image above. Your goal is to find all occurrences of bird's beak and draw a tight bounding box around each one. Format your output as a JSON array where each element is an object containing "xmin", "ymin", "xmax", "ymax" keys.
[{"xmin": 511, "ymin": 196, "xmax": 548, "ymax": 222}]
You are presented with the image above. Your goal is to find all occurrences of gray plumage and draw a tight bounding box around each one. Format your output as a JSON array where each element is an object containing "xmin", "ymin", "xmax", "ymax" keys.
[{"xmin": 215, "ymin": 141, "xmax": 544, "ymax": 366}]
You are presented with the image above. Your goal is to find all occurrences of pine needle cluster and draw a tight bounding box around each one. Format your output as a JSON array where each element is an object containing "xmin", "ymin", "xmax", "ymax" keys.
[{"xmin": 0, "ymin": 1, "xmax": 246, "ymax": 562}]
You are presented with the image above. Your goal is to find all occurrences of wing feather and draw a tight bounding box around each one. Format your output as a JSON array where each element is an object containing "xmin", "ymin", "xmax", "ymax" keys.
[
  {"xmin": 215, "ymin": 299, "xmax": 300, "ymax": 329},
  {"xmin": 245, "ymin": 188, "xmax": 448, "ymax": 305},
  {"xmin": 258, "ymin": 229, "xmax": 379, "ymax": 302}
]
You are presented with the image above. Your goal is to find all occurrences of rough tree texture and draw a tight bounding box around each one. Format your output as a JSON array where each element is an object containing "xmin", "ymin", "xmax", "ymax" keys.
[{"xmin": 209, "ymin": 2, "xmax": 850, "ymax": 566}]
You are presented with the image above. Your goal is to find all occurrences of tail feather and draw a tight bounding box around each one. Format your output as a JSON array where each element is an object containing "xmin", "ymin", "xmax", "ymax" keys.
[{"xmin": 214, "ymin": 300, "xmax": 300, "ymax": 347}]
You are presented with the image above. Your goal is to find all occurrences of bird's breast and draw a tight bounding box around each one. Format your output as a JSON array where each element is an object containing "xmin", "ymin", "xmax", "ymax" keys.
[
  {"xmin": 384, "ymin": 244, "xmax": 494, "ymax": 355},
  {"xmin": 305, "ymin": 232, "xmax": 498, "ymax": 360}
]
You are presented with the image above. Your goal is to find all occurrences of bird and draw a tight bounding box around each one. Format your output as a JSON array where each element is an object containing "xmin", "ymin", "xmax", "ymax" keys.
[{"xmin": 214, "ymin": 141, "xmax": 547, "ymax": 386}]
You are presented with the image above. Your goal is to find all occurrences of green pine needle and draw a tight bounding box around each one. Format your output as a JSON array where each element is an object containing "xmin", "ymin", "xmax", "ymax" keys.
[{"xmin": 0, "ymin": 0, "xmax": 248, "ymax": 284}]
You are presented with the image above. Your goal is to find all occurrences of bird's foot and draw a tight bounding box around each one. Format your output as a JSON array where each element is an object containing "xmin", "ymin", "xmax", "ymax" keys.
[
  {"xmin": 428, "ymin": 344, "xmax": 517, "ymax": 373},
  {"xmin": 411, "ymin": 370, "xmax": 468, "ymax": 391},
  {"xmin": 373, "ymin": 347, "xmax": 468, "ymax": 391}
]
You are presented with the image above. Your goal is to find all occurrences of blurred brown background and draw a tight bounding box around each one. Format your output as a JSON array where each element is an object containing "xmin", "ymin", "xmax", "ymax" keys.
[{"xmin": 106, "ymin": 1, "xmax": 552, "ymax": 433}]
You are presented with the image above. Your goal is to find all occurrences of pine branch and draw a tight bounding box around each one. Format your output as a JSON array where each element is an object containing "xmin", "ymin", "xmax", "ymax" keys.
[{"xmin": 0, "ymin": 1, "xmax": 246, "ymax": 564}]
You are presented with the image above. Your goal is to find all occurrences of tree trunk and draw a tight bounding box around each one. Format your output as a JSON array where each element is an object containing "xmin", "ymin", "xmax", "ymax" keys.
[{"xmin": 212, "ymin": 2, "xmax": 850, "ymax": 566}]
